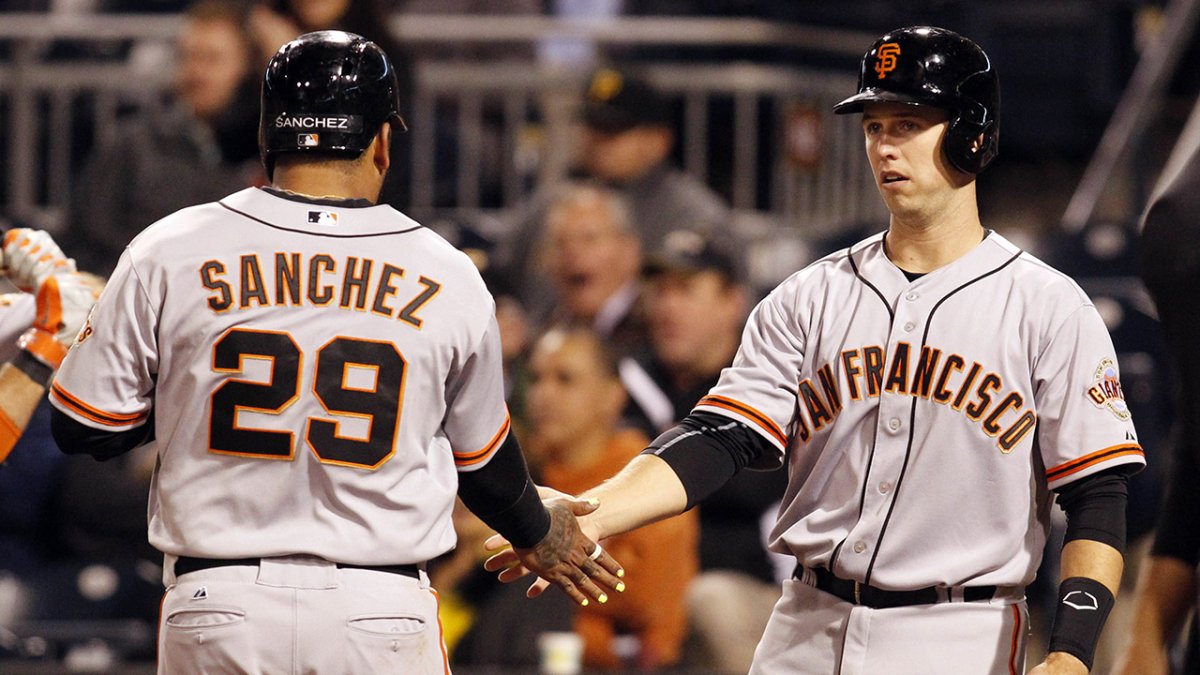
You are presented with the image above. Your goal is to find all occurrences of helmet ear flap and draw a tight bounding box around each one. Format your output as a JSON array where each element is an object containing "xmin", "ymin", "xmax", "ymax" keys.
[
  {"xmin": 944, "ymin": 116, "xmax": 995, "ymax": 174},
  {"xmin": 942, "ymin": 69, "xmax": 999, "ymax": 174}
]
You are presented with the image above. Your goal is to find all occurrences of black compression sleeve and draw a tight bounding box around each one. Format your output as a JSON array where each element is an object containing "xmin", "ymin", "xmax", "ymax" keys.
[
  {"xmin": 50, "ymin": 406, "xmax": 154, "ymax": 461},
  {"xmin": 456, "ymin": 432, "xmax": 550, "ymax": 549},
  {"xmin": 1055, "ymin": 468, "xmax": 1129, "ymax": 553},
  {"xmin": 641, "ymin": 411, "xmax": 774, "ymax": 511}
]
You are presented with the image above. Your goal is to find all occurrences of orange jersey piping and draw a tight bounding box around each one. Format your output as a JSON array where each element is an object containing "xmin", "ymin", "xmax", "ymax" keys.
[
  {"xmin": 50, "ymin": 382, "xmax": 150, "ymax": 427},
  {"xmin": 454, "ymin": 414, "xmax": 511, "ymax": 467},
  {"xmin": 696, "ymin": 395, "xmax": 787, "ymax": 446},
  {"xmin": 1045, "ymin": 443, "xmax": 1144, "ymax": 483}
]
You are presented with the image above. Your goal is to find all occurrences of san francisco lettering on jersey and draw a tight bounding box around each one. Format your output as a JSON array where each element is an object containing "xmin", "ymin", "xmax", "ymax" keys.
[
  {"xmin": 198, "ymin": 253, "xmax": 442, "ymax": 328},
  {"xmin": 793, "ymin": 342, "xmax": 1037, "ymax": 452}
]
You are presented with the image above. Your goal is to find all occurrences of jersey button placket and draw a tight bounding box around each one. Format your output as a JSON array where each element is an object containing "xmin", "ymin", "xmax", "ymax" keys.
[{"xmin": 852, "ymin": 541, "xmax": 867, "ymax": 554}]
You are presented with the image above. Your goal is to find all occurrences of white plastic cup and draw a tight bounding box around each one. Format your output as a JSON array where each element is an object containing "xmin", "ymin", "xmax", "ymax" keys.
[{"xmin": 537, "ymin": 631, "xmax": 584, "ymax": 675}]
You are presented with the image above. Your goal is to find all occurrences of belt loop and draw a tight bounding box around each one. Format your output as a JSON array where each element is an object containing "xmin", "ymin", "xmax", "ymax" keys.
[{"xmin": 853, "ymin": 580, "xmax": 862, "ymax": 605}]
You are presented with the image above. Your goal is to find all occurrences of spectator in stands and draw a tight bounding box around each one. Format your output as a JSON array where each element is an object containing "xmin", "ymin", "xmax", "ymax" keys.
[
  {"xmin": 65, "ymin": 0, "xmax": 260, "ymax": 276},
  {"xmin": 622, "ymin": 229, "xmax": 786, "ymax": 674},
  {"xmin": 575, "ymin": 66, "xmax": 729, "ymax": 249},
  {"xmin": 536, "ymin": 182, "xmax": 646, "ymax": 356},
  {"xmin": 499, "ymin": 66, "xmax": 732, "ymax": 296},
  {"xmin": 525, "ymin": 327, "xmax": 698, "ymax": 670},
  {"xmin": 248, "ymin": 0, "xmax": 413, "ymax": 208}
]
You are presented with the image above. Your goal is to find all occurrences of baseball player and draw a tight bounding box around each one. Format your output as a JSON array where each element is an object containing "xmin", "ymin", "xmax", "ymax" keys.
[
  {"xmin": 49, "ymin": 31, "xmax": 621, "ymax": 674},
  {"xmin": 0, "ymin": 229, "xmax": 97, "ymax": 463},
  {"xmin": 489, "ymin": 27, "xmax": 1144, "ymax": 674}
]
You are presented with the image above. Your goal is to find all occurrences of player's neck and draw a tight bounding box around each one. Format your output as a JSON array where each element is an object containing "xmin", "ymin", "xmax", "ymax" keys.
[
  {"xmin": 272, "ymin": 167, "xmax": 384, "ymax": 205},
  {"xmin": 884, "ymin": 198, "xmax": 984, "ymax": 274}
]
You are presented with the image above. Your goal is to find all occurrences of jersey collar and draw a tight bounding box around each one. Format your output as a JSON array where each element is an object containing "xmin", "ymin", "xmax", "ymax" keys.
[{"xmin": 262, "ymin": 186, "xmax": 376, "ymax": 209}]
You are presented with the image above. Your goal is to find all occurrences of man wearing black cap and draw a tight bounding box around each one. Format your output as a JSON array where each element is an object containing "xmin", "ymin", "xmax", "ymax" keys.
[
  {"xmin": 500, "ymin": 67, "xmax": 731, "ymax": 310},
  {"xmin": 575, "ymin": 68, "xmax": 729, "ymax": 252}
]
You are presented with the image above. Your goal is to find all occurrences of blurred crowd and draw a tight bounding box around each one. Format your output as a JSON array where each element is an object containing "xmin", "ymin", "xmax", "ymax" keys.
[{"xmin": 0, "ymin": 1, "xmax": 1185, "ymax": 673}]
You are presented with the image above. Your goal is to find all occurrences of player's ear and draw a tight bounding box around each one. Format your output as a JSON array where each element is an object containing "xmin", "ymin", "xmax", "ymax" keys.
[{"xmin": 371, "ymin": 123, "xmax": 392, "ymax": 176}]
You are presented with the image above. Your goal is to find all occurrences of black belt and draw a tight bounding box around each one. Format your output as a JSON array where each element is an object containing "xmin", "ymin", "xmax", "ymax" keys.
[
  {"xmin": 797, "ymin": 566, "xmax": 997, "ymax": 609},
  {"xmin": 175, "ymin": 556, "xmax": 420, "ymax": 580}
]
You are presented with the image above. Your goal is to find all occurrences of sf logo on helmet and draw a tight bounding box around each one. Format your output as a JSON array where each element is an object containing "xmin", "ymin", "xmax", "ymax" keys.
[{"xmin": 875, "ymin": 43, "xmax": 901, "ymax": 79}]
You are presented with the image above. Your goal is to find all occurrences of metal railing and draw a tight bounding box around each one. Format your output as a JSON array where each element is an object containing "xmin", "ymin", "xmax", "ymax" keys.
[{"xmin": 0, "ymin": 14, "xmax": 885, "ymax": 244}]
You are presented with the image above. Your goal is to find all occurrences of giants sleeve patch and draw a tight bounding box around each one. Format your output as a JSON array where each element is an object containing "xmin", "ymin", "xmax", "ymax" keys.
[{"xmin": 1085, "ymin": 358, "xmax": 1130, "ymax": 421}]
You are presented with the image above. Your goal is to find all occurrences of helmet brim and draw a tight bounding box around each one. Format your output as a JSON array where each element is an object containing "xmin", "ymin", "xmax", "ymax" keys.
[{"xmin": 833, "ymin": 88, "xmax": 930, "ymax": 114}]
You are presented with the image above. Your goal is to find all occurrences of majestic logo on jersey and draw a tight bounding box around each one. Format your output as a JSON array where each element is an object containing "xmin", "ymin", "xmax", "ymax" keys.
[
  {"xmin": 1062, "ymin": 590, "xmax": 1099, "ymax": 611},
  {"xmin": 307, "ymin": 211, "xmax": 339, "ymax": 227},
  {"xmin": 789, "ymin": 342, "xmax": 1037, "ymax": 453},
  {"xmin": 274, "ymin": 114, "xmax": 362, "ymax": 132},
  {"xmin": 298, "ymin": 133, "xmax": 319, "ymax": 147},
  {"xmin": 1086, "ymin": 358, "xmax": 1130, "ymax": 421},
  {"xmin": 874, "ymin": 43, "xmax": 901, "ymax": 79},
  {"xmin": 192, "ymin": 586, "xmax": 208, "ymax": 601}
]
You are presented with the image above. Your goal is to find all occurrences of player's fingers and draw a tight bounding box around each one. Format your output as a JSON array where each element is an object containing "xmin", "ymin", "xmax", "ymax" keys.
[
  {"xmin": 571, "ymin": 571, "xmax": 611, "ymax": 605},
  {"xmin": 548, "ymin": 573, "xmax": 590, "ymax": 607},
  {"xmin": 556, "ymin": 496, "xmax": 600, "ymax": 517},
  {"xmin": 580, "ymin": 556, "xmax": 625, "ymax": 595},
  {"xmin": 483, "ymin": 549, "xmax": 519, "ymax": 574},
  {"xmin": 483, "ymin": 533, "xmax": 512, "ymax": 552},
  {"xmin": 525, "ymin": 577, "xmax": 551, "ymax": 598},
  {"xmin": 592, "ymin": 547, "xmax": 625, "ymax": 580},
  {"xmin": 497, "ymin": 565, "xmax": 531, "ymax": 584}
]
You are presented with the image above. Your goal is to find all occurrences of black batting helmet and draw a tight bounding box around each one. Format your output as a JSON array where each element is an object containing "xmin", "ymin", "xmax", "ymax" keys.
[
  {"xmin": 834, "ymin": 26, "xmax": 999, "ymax": 174},
  {"xmin": 259, "ymin": 30, "xmax": 405, "ymax": 179}
]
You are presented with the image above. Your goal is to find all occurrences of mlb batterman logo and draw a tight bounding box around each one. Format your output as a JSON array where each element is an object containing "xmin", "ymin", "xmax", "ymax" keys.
[
  {"xmin": 298, "ymin": 133, "xmax": 319, "ymax": 147},
  {"xmin": 874, "ymin": 43, "xmax": 901, "ymax": 79},
  {"xmin": 1086, "ymin": 358, "xmax": 1130, "ymax": 420},
  {"xmin": 308, "ymin": 211, "xmax": 338, "ymax": 227}
]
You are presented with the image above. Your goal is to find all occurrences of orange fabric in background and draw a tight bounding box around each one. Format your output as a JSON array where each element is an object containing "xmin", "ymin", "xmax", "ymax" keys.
[{"xmin": 540, "ymin": 429, "xmax": 699, "ymax": 669}]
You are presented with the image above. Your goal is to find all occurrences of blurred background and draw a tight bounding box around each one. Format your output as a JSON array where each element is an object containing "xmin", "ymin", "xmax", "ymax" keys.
[{"xmin": 0, "ymin": 0, "xmax": 1194, "ymax": 673}]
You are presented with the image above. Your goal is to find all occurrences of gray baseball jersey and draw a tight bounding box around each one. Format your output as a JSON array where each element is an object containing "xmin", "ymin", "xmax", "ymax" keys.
[
  {"xmin": 696, "ymin": 231, "xmax": 1144, "ymax": 591},
  {"xmin": 50, "ymin": 187, "xmax": 511, "ymax": 566}
]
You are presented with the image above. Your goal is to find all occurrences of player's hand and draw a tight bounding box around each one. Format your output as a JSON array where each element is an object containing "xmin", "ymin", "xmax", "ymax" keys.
[
  {"xmin": 17, "ymin": 272, "xmax": 102, "ymax": 369},
  {"xmin": 2, "ymin": 228, "xmax": 75, "ymax": 293},
  {"xmin": 1028, "ymin": 652, "xmax": 1088, "ymax": 675},
  {"xmin": 483, "ymin": 489, "xmax": 606, "ymax": 592},
  {"xmin": 485, "ymin": 496, "xmax": 624, "ymax": 605}
]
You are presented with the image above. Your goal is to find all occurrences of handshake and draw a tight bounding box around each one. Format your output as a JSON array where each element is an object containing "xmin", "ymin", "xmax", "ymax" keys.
[
  {"xmin": 1, "ymin": 228, "xmax": 101, "ymax": 369},
  {"xmin": 484, "ymin": 487, "xmax": 625, "ymax": 607}
]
